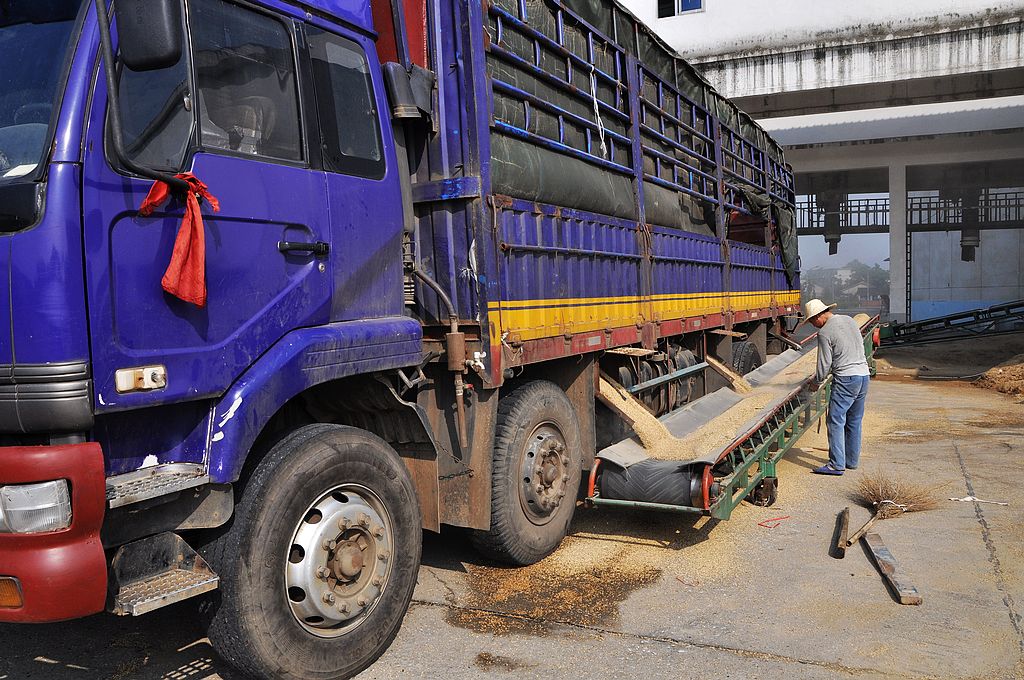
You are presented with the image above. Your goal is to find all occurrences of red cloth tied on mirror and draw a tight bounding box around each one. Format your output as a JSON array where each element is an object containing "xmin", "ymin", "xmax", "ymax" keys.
[{"xmin": 138, "ymin": 173, "xmax": 220, "ymax": 307}]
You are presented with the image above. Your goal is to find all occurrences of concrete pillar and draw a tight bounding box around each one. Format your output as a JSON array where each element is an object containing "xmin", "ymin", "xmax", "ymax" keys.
[{"xmin": 888, "ymin": 163, "xmax": 907, "ymax": 322}]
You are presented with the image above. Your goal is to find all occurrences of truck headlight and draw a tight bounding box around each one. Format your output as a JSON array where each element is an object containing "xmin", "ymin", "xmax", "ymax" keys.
[{"xmin": 0, "ymin": 480, "xmax": 72, "ymax": 533}]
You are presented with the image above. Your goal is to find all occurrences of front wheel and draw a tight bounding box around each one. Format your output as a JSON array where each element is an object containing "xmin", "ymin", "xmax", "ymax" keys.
[{"xmin": 202, "ymin": 424, "xmax": 421, "ymax": 679}]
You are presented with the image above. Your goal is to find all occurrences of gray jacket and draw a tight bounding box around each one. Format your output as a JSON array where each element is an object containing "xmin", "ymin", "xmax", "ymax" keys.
[{"xmin": 816, "ymin": 315, "xmax": 870, "ymax": 381}]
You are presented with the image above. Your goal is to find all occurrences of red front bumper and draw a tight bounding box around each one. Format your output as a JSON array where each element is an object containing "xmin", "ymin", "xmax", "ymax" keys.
[{"xmin": 0, "ymin": 443, "xmax": 107, "ymax": 622}]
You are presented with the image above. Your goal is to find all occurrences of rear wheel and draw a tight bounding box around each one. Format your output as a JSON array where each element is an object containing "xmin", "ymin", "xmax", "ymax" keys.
[
  {"xmin": 732, "ymin": 340, "xmax": 764, "ymax": 375},
  {"xmin": 202, "ymin": 424, "xmax": 421, "ymax": 679},
  {"xmin": 471, "ymin": 380, "xmax": 582, "ymax": 565}
]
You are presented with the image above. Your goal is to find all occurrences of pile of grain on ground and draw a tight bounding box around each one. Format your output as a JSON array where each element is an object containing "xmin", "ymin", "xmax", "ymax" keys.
[
  {"xmin": 448, "ymin": 505, "xmax": 754, "ymax": 636},
  {"xmin": 975, "ymin": 353, "xmax": 1024, "ymax": 396},
  {"xmin": 875, "ymin": 332, "xmax": 1024, "ymax": 378}
]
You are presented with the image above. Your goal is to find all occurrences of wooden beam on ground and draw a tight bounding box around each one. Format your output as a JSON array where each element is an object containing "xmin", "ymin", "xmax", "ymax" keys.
[{"xmin": 864, "ymin": 532, "xmax": 923, "ymax": 605}]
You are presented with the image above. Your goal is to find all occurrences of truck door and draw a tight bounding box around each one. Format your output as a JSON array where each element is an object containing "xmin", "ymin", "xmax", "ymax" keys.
[
  {"xmin": 305, "ymin": 25, "xmax": 405, "ymax": 321},
  {"xmin": 82, "ymin": 0, "xmax": 331, "ymax": 410}
]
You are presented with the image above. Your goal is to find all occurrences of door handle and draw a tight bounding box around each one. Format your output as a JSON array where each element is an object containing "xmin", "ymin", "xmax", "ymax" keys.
[{"xmin": 278, "ymin": 240, "xmax": 330, "ymax": 257}]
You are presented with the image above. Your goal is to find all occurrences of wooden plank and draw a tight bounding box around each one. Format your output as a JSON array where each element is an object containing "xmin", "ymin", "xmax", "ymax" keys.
[
  {"xmin": 834, "ymin": 507, "xmax": 850, "ymax": 558},
  {"xmin": 596, "ymin": 372, "xmax": 669, "ymax": 439},
  {"xmin": 864, "ymin": 532, "xmax": 923, "ymax": 605},
  {"xmin": 710, "ymin": 329, "xmax": 748, "ymax": 338},
  {"xmin": 705, "ymin": 356, "xmax": 753, "ymax": 393}
]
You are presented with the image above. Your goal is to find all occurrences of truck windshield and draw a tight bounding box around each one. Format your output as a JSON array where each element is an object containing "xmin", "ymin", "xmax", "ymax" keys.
[{"xmin": 0, "ymin": 0, "xmax": 84, "ymax": 184}]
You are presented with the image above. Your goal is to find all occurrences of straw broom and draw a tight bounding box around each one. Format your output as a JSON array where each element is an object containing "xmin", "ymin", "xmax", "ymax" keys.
[
  {"xmin": 856, "ymin": 469, "xmax": 939, "ymax": 518},
  {"xmin": 836, "ymin": 470, "xmax": 939, "ymax": 555}
]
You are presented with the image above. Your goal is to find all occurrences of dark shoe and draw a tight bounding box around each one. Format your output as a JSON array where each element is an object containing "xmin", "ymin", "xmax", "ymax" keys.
[
  {"xmin": 812, "ymin": 464, "xmax": 844, "ymax": 476},
  {"xmin": 846, "ymin": 465, "xmax": 858, "ymax": 470}
]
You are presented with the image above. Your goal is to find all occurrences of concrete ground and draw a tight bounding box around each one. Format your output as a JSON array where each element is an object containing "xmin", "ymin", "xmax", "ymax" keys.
[{"xmin": 2, "ymin": 377, "xmax": 1022, "ymax": 679}]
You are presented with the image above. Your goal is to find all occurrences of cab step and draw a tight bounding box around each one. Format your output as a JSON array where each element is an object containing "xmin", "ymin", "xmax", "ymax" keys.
[
  {"xmin": 106, "ymin": 463, "xmax": 209, "ymax": 508},
  {"xmin": 109, "ymin": 532, "xmax": 219, "ymax": 616}
]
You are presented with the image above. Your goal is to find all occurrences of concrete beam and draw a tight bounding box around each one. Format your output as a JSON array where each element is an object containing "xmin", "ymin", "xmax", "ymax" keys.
[
  {"xmin": 784, "ymin": 130, "xmax": 1024, "ymax": 173},
  {"xmin": 732, "ymin": 68, "xmax": 1024, "ymax": 120},
  {"xmin": 696, "ymin": 19, "xmax": 1024, "ymax": 100}
]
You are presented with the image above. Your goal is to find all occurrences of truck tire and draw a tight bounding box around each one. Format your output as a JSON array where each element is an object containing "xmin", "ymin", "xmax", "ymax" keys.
[
  {"xmin": 471, "ymin": 380, "xmax": 582, "ymax": 565},
  {"xmin": 732, "ymin": 340, "xmax": 764, "ymax": 376},
  {"xmin": 201, "ymin": 424, "xmax": 421, "ymax": 680}
]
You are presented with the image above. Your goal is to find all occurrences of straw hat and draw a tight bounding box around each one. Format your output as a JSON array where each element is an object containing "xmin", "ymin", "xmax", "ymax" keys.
[{"xmin": 798, "ymin": 298, "xmax": 837, "ymax": 327}]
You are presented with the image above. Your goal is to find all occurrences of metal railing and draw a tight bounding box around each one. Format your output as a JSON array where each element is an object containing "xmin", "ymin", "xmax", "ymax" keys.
[
  {"xmin": 796, "ymin": 190, "xmax": 1024, "ymax": 235},
  {"xmin": 907, "ymin": 191, "xmax": 1024, "ymax": 229},
  {"xmin": 796, "ymin": 196, "xmax": 890, "ymax": 235}
]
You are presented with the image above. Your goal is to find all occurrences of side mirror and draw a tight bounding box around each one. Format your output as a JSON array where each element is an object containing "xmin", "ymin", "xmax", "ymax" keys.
[{"xmin": 117, "ymin": 0, "xmax": 183, "ymax": 71}]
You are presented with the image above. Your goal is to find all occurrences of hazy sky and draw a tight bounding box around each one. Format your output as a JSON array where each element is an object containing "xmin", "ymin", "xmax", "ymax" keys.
[{"xmin": 798, "ymin": 233, "xmax": 891, "ymax": 270}]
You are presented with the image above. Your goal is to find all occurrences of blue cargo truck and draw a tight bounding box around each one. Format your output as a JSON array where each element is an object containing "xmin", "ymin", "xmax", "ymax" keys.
[{"xmin": 0, "ymin": 0, "xmax": 799, "ymax": 676}]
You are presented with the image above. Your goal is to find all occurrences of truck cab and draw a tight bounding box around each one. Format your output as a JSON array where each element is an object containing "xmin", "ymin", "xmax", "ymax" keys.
[{"xmin": 2, "ymin": 0, "xmax": 426, "ymax": 674}]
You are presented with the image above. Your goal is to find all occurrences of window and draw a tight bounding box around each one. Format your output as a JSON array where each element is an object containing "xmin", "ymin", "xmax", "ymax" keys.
[
  {"xmin": 657, "ymin": 0, "xmax": 703, "ymax": 18},
  {"xmin": 190, "ymin": 0, "xmax": 302, "ymax": 161},
  {"xmin": 118, "ymin": 49, "xmax": 194, "ymax": 172},
  {"xmin": 307, "ymin": 27, "xmax": 384, "ymax": 179}
]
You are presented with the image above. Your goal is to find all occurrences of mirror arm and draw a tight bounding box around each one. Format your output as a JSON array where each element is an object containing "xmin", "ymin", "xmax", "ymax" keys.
[{"xmin": 93, "ymin": 0, "xmax": 190, "ymax": 196}]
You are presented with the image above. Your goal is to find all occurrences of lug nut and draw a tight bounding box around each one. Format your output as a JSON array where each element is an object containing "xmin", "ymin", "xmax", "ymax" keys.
[
  {"xmin": 372, "ymin": 525, "xmax": 385, "ymax": 539},
  {"xmin": 315, "ymin": 566, "xmax": 328, "ymax": 579},
  {"xmin": 338, "ymin": 602, "xmax": 350, "ymax": 614},
  {"xmin": 378, "ymin": 551, "xmax": 390, "ymax": 562},
  {"xmin": 323, "ymin": 592, "xmax": 336, "ymax": 604},
  {"xmin": 372, "ymin": 576, "xmax": 383, "ymax": 587},
  {"xmin": 338, "ymin": 517, "xmax": 351, "ymax": 530},
  {"xmin": 323, "ymin": 539, "xmax": 337, "ymax": 551},
  {"xmin": 357, "ymin": 597, "xmax": 368, "ymax": 608},
  {"xmin": 358, "ymin": 513, "xmax": 370, "ymax": 527}
]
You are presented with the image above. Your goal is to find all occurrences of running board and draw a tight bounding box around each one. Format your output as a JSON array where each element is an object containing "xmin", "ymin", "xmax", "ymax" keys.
[
  {"xmin": 109, "ymin": 532, "xmax": 219, "ymax": 616},
  {"xmin": 106, "ymin": 463, "xmax": 209, "ymax": 509}
]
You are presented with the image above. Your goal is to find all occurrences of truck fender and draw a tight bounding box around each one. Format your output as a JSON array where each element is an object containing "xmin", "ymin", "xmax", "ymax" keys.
[{"xmin": 206, "ymin": 317, "xmax": 422, "ymax": 483}]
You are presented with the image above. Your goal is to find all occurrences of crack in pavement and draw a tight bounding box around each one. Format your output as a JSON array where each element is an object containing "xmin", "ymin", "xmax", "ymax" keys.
[
  {"xmin": 954, "ymin": 441, "xmax": 1024, "ymax": 660},
  {"xmin": 410, "ymin": 599, "xmax": 930, "ymax": 679},
  {"xmin": 420, "ymin": 566, "xmax": 458, "ymax": 606}
]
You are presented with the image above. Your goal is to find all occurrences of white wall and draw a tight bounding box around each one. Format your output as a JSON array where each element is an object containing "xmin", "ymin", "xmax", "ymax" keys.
[
  {"xmin": 618, "ymin": 0, "xmax": 1024, "ymax": 59},
  {"xmin": 911, "ymin": 229, "xmax": 1024, "ymax": 319}
]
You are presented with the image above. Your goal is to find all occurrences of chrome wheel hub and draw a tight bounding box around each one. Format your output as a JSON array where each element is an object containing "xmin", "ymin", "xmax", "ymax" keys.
[
  {"xmin": 519, "ymin": 424, "xmax": 570, "ymax": 525},
  {"xmin": 285, "ymin": 485, "xmax": 393, "ymax": 637}
]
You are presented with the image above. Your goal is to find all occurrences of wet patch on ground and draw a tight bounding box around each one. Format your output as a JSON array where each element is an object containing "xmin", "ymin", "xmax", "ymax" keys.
[{"xmin": 473, "ymin": 651, "xmax": 531, "ymax": 671}]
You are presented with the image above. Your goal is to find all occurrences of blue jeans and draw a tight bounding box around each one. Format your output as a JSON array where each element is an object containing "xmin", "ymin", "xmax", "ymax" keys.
[{"xmin": 827, "ymin": 374, "xmax": 870, "ymax": 470}]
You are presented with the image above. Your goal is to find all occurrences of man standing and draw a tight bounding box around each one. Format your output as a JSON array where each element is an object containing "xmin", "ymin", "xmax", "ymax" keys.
[{"xmin": 801, "ymin": 299, "xmax": 870, "ymax": 476}]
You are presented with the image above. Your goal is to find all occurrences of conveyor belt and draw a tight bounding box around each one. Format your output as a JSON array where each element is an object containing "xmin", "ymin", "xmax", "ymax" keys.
[
  {"xmin": 588, "ymin": 317, "xmax": 879, "ymax": 519},
  {"xmin": 597, "ymin": 347, "xmax": 809, "ymax": 469}
]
